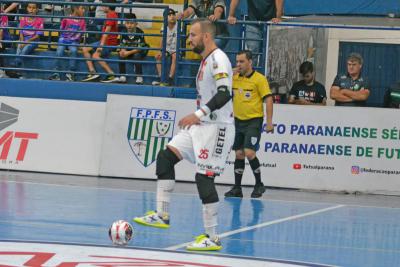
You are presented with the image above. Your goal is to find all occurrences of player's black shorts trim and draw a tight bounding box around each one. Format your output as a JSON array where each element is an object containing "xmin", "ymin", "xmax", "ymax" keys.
[{"xmin": 232, "ymin": 117, "xmax": 263, "ymax": 151}]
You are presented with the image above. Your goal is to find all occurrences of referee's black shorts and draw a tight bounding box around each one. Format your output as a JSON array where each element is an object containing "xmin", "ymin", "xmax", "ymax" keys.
[{"xmin": 232, "ymin": 117, "xmax": 263, "ymax": 151}]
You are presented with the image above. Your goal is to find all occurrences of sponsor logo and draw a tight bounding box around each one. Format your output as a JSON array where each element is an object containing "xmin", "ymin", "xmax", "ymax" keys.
[
  {"xmin": 127, "ymin": 108, "xmax": 175, "ymax": 167},
  {"xmin": 0, "ymin": 103, "xmax": 38, "ymax": 164},
  {"xmin": 197, "ymin": 163, "xmax": 224, "ymax": 175},
  {"xmin": 293, "ymin": 163, "xmax": 334, "ymax": 171},
  {"xmin": 0, "ymin": 241, "xmax": 305, "ymax": 267},
  {"xmin": 293, "ymin": 163, "xmax": 302, "ymax": 170},
  {"xmin": 351, "ymin": 166, "xmax": 400, "ymax": 176},
  {"xmin": 351, "ymin": 165, "xmax": 360, "ymax": 175},
  {"xmin": 226, "ymin": 160, "xmax": 277, "ymax": 168},
  {"xmin": 213, "ymin": 127, "xmax": 226, "ymax": 157}
]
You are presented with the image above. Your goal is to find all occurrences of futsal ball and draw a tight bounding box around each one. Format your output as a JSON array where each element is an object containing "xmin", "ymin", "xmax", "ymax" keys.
[{"xmin": 108, "ymin": 220, "xmax": 133, "ymax": 246}]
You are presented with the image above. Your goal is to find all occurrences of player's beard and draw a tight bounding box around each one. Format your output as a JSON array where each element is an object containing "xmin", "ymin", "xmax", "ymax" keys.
[{"xmin": 192, "ymin": 41, "xmax": 205, "ymax": 54}]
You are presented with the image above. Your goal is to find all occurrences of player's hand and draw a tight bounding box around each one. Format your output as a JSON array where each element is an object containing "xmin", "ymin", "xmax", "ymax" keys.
[
  {"xmin": 119, "ymin": 50, "xmax": 126, "ymax": 58},
  {"xmin": 178, "ymin": 113, "xmax": 201, "ymax": 129},
  {"xmin": 266, "ymin": 122, "xmax": 274, "ymax": 133},
  {"xmin": 227, "ymin": 15, "xmax": 237, "ymax": 25},
  {"xmin": 271, "ymin": 17, "xmax": 282, "ymax": 23},
  {"xmin": 95, "ymin": 47, "xmax": 103, "ymax": 54}
]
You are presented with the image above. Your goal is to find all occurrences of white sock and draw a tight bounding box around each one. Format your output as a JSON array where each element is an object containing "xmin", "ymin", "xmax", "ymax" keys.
[
  {"xmin": 203, "ymin": 202, "xmax": 218, "ymax": 240},
  {"xmin": 156, "ymin": 180, "xmax": 175, "ymax": 218}
]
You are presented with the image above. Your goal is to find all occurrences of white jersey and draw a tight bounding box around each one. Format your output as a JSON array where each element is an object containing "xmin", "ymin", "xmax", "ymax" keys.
[
  {"xmin": 196, "ymin": 48, "xmax": 233, "ymax": 124},
  {"xmin": 160, "ymin": 24, "xmax": 177, "ymax": 54}
]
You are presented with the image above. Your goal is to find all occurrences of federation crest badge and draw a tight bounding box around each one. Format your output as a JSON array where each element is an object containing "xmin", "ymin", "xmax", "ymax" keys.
[
  {"xmin": 251, "ymin": 137, "xmax": 258, "ymax": 145},
  {"xmin": 127, "ymin": 108, "xmax": 176, "ymax": 167}
]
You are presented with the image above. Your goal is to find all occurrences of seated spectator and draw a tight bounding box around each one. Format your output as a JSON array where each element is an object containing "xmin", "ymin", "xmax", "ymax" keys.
[
  {"xmin": 49, "ymin": 4, "xmax": 86, "ymax": 82},
  {"xmin": 288, "ymin": 61, "xmax": 326, "ymax": 106},
  {"xmin": 86, "ymin": 0, "xmax": 107, "ymax": 44},
  {"xmin": 15, "ymin": 3, "xmax": 44, "ymax": 74},
  {"xmin": 117, "ymin": 13, "xmax": 149, "ymax": 84},
  {"xmin": 152, "ymin": 8, "xmax": 177, "ymax": 86},
  {"xmin": 82, "ymin": 0, "xmax": 119, "ymax": 83},
  {"xmin": 330, "ymin": 53, "xmax": 370, "ymax": 107},
  {"xmin": 0, "ymin": 8, "xmax": 8, "ymax": 78},
  {"xmin": 178, "ymin": 0, "xmax": 229, "ymax": 49}
]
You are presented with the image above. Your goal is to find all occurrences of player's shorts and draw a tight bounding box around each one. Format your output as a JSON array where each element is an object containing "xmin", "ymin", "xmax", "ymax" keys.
[
  {"xmin": 168, "ymin": 122, "xmax": 234, "ymax": 176},
  {"xmin": 232, "ymin": 117, "xmax": 263, "ymax": 151}
]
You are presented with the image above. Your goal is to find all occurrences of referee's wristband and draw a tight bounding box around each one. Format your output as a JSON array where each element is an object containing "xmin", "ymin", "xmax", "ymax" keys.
[{"xmin": 194, "ymin": 106, "xmax": 210, "ymax": 119}]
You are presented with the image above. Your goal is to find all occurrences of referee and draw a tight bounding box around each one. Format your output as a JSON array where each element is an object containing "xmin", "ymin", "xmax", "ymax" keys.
[{"xmin": 225, "ymin": 50, "xmax": 274, "ymax": 198}]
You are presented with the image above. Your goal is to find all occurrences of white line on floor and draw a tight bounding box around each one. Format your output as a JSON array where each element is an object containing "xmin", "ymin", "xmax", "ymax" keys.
[{"xmin": 165, "ymin": 204, "xmax": 345, "ymax": 250}]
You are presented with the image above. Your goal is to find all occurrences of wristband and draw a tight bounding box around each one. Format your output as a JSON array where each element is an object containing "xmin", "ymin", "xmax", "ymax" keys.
[{"xmin": 194, "ymin": 106, "xmax": 210, "ymax": 119}]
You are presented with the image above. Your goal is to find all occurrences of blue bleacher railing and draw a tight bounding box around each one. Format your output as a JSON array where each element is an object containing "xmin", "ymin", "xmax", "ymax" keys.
[{"xmin": 0, "ymin": 0, "xmax": 269, "ymax": 87}]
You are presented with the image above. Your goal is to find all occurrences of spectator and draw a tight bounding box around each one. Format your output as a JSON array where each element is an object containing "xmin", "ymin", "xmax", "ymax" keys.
[
  {"xmin": 49, "ymin": 5, "xmax": 86, "ymax": 82},
  {"xmin": 3, "ymin": 3, "xmax": 19, "ymax": 14},
  {"xmin": 224, "ymin": 50, "xmax": 273, "ymax": 198},
  {"xmin": 118, "ymin": 13, "xmax": 149, "ymax": 84},
  {"xmin": 288, "ymin": 61, "xmax": 326, "ymax": 106},
  {"xmin": 86, "ymin": 0, "xmax": 107, "ymax": 44},
  {"xmin": 228, "ymin": 0, "xmax": 284, "ymax": 65},
  {"xmin": 178, "ymin": 0, "xmax": 229, "ymax": 49},
  {"xmin": 330, "ymin": 53, "xmax": 370, "ymax": 107},
  {"xmin": 81, "ymin": 0, "xmax": 119, "ymax": 83},
  {"xmin": 0, "ymin": 8, "xmax": 9, "ymax": 78},
  {"xmin": 152, "ymin": 8, "xmax": 177, "ymax": 86},
  {"xmin": 15, "ymin": 3, "xmax": 44, "ymax": 73}
]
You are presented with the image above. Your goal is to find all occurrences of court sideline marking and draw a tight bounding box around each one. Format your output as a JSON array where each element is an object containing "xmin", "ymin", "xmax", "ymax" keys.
[
  {"xmin": 3, "ymin": 179, "xmax": 399, "ymax": 210},
  {"xmin": 165, "ymin": 204, "xmax": 345, "ymax": 250}
]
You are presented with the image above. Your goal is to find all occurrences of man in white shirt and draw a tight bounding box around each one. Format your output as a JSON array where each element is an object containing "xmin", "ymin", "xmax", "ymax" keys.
[{"xmin": 134, "ymin": 18, "xmax": 234, "ymax": 251}]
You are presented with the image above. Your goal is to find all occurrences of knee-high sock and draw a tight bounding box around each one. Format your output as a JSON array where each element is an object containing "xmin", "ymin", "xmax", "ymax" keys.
[
  {"xmin": 234, "ymin": 158, "xmax": 245, "ymax": 186},
  {"xmin": 203, "ymin": 202, "xmax": 218, "ymax": 239},
  {"xmin": 156, "ymin": 179, "xmax": 175, "ymax": 218},
  {"xmin": 249, "ymin": 157, "xmax": 262, "ymax": 185}
]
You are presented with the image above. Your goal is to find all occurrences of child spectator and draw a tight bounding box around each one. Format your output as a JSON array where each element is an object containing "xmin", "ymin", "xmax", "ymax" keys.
[
  {"xmin": 49, "ymin": 5, "xmax": 86, "ymax": 81},
  {"xmin": 82, "ymin": 0, "xmax": 119, "ymax": 83},
  {"xmin": 118, "ymin": 13, "xmax": 149, "ymax": 84},
  {"xmin": 0, "ymin": 9, "xmax": 9, "ymax": 78},
  {"xmin": 15, "ymin": 3, "xmax": 44, "ymax": 71},
  {"xmin": 152, "ymin": 8, "xmax": 177, "ymax": 86}
]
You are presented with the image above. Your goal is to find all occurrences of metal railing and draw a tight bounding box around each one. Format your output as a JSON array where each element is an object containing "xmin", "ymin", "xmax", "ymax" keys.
[
  {"xmin": 0, "ymin": 0, "xmax": 269, "ymax": 87},
  {"xmin": 0, "ymin": 0, "xmax": 171, "ymax": 83}
]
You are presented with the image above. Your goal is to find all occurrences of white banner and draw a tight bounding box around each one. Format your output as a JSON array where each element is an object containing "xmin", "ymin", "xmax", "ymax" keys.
[
  {"xmin": 0, "ymin": 97, "xmax": 105, "ymax": 175},
  {"xmin": 100, "ymin": 94, "xmax": 400, "ymax": 194}
]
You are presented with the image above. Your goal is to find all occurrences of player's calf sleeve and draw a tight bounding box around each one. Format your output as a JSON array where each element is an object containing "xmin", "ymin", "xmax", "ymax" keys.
[
  {"xmin": 156, "ymin": 147, "xmax": 180, "ymax": 180},
  {"xmin": 203, "ymin": 202, "xmax": 218, "ymax": 239},
  {"xmin": 195, "ymin": 173, "xmax": 219, "ymax": 204},
  {"xmin": 234, "ymin": 158, "xmax": 245, "ymax": 186},
  {"xmin": 249, "ymin": 157, "xmax": 262, "ymax": 185}
]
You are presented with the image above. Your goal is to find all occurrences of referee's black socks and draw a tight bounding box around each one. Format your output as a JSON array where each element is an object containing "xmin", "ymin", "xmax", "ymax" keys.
[
  {"xmin": 249, "ymin": 157, "xmax": 262, "ymax": 185},
  {"xmin": 234, "ymin": 159, "xmax": 245, "ymax": 186}
]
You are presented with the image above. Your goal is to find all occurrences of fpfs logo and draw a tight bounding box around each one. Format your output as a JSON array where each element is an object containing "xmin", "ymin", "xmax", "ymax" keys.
[{"xmin": 0, "ymin": 103, "xmax": 38, "ymax": 163}]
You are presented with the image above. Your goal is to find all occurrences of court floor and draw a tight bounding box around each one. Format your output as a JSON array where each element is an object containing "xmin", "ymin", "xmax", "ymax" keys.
[{"xmin": 0, "ymin": 170, "xmax": 399, "ymax": 266}]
